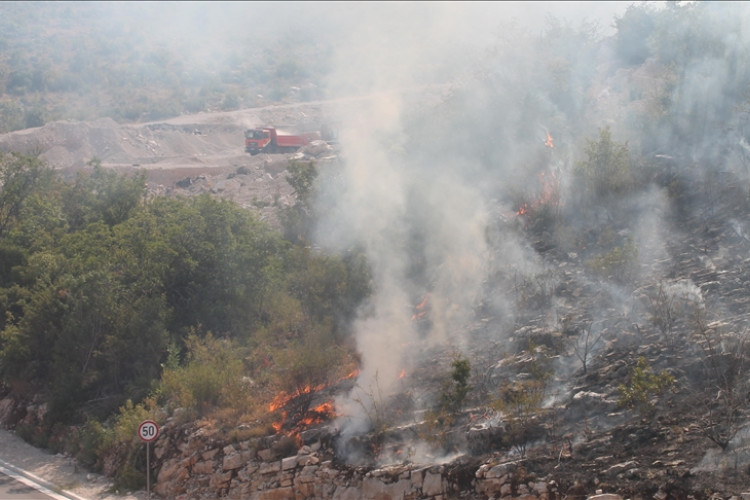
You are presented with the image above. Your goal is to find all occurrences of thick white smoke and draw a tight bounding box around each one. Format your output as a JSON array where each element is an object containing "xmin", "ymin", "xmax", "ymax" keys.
[{"xmin": 316, "ymin": 3, "xmax": 633, "ymax": 436}]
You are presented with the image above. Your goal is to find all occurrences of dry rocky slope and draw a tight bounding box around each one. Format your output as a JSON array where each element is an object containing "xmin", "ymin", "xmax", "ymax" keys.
[
  {"xmin": 146, "ymin": 193, "xmax": 750, "ymax": 500},
  {"xmin": 2, "ymin": 106, "xmax": 750, "ymax": 499}
]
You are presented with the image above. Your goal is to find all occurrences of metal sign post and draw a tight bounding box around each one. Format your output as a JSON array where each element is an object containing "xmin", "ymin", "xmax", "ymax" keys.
[{"xmin": 138, "ymin": 420, "xmax": 160, "ymax": 500}]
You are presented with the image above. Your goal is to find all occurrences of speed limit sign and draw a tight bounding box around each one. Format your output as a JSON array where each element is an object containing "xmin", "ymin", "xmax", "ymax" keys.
[
  {"xmin": 138, "ymin": 420, "xmax": 159, "ymax": 442},
  {"xmin": 138, "ymin": 420, "xmax": 159, "ymax": 499}
]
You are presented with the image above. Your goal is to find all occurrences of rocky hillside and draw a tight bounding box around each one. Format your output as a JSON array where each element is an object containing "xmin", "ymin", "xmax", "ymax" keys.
[
  {"xmin": 140, "ymin": 168, "xmax": 750, "ymax": 499},
  {"xmin": 2, "ymin": 97, "xmax": 750, "ymax": 498}
]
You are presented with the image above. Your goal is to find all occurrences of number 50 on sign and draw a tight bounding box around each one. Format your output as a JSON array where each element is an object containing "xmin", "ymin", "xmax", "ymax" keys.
[{"xmin": 138, "ymin": 420, "xmax": 159, "ymax": 442}]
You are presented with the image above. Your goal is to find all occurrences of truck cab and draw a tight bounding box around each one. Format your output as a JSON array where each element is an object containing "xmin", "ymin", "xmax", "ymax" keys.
[{"xmin": 245, "ymin": 128, "xmax": 272, "ymax": 155}]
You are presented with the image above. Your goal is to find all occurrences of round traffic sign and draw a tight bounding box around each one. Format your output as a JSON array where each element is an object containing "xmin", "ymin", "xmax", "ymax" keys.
[{"xmin": 138, "ymin": 420, "xmax": 159, "ymax": 442}]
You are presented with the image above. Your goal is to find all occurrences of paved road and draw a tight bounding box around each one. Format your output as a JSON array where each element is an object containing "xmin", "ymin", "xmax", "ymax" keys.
[{"xmin": 0, "ymin": 469, "xmax": 71, "ymax": 500}]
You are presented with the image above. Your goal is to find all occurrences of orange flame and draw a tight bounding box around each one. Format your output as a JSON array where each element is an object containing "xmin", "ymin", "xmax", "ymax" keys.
[
  {"xmin": 515, "ymin": 171, "xmax": 560, "ymax": 219},
  {"xmin": 269, "ymin": 383, "xmax": 325, "ymax": 412},
  {"xmin": 298, "ymin": 401, "xmax": 335, "ymax": 427},
  {"xmin": 269, "ymin": 369, "xmax": 360, "ymax": 435},
  {"xmin": 545, "ymin": 131, "xmax": 554, "ymax": 149},
  {"xmin": 398, "ymin": 368, "xmax": 407, "ymax": 379},
  {"xmin": 411, "ymin": 293, "xmax": 431, "ymax": 321}
]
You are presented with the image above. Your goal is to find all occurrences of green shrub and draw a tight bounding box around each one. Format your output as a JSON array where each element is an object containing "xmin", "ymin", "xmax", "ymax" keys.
[
  {"xmin": 574, "ymin": 126, "xmax": 635, "ymax": 202},
  {"xmin": 112, "ymin": 399, "xmax": 155, "ymax": 445},
  {"xmin": 440, "ymin": 355, "xmax": 471, "ymax": 415},
  {"xmin": 617, "ymin": 356, "xmax": 675, "ymax": 416},
  {"xmin": 159, "ymin": 333, "xmax": 247, "ymax": 416},
  {"xmin": 106, "ymin": 398, "xmax": 159, "ymax": 490},
  {"xmin": 424, "ymin": 355, "xmax": 472, "ymax": 441},
  {"xmin": 113, "ymin": 461, "xmax": 145, "ymax": 493},
  {"xmin": 75, "ymin": 419, "xmax": 109, "ymax": 471}
]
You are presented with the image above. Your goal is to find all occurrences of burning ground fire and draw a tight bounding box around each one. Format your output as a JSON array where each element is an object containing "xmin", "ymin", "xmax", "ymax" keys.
[
  {"xmin": 271, "ymin": 400, "xmax": 336, "ymax": 435},
  {"xmin": 545, "ymin": 130, "xmax": 554, "ymax": 149},
  {"xmin": 515, "ymin": 171, "xmax": 561, "ymax": 218},
  {"xmin": 411, "ymin": 293, "xmax": 430, "ymax": 321},
  {"xmin": 269, "ymin": 370, "xmax": 360, "ymax": 436},
  {"xmin": 514, "ymin": 131, "xmax": 559, "ymax": 218}
]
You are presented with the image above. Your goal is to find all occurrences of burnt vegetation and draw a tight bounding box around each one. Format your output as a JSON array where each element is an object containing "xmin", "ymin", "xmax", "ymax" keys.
[{"xmin": 2, "ymin": 2, "xmax": 750, "ymax": 498}]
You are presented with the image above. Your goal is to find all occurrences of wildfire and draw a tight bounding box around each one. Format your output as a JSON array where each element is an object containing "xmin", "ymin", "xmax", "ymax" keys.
[
  {"xmin": 269, "ymin": 369, "xmax": 360, "ymax": 436},
  {"xmin": 269, "ymin": 383, "xmax": 325, "ymax": 413},
  {"xmin": 411, "ymin": 293, "xmax": 431, "ymax": 321},
  {"xmin": 399, "ymin": 367, "xmax": 407, "ymax": 379},
  {"xmin": 545, "ymin": 130, "xmax": 554, "ymax": 149},
  {"xmin": 271, "ymin": 400, "xmax": 335, "ymax": 435},
  {"xmin": 516, "ymin": 202, "xmax": 529, "ymax": 217},
  {"xmin": 515, "ymin": 171, "xmax": 561, "ymax": 219},
  {"xmin": 297, "ymin": 401, "xmax": 335, "ymax": 428}
]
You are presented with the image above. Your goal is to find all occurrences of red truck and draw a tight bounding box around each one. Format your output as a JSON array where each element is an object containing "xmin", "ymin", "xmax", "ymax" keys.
[{"xmin": 244, "ymin": 127, "xmax": 320, "ymax": 155}]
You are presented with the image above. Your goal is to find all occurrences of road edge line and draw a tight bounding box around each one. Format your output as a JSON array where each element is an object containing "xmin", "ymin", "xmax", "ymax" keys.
[{"xmin": 0, "ymin": 457, "xmax": 89, "ymax": 500}]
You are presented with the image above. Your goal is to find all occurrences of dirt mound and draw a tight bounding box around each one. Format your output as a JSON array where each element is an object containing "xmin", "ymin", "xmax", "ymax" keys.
[
  {"xmin": 0, "ymin": 116, "xmax": 250, "ymax": 171},
  {"xmin": 0, "ymin": 102, "xmax": 329, "ymax": 169},
  {"xmin": 0, "ymin": 104, "xmax": 335, "ymax": 229},
  {"xmin": 0, "ymin": 118, "xmax": 123, "ymax": 168}
]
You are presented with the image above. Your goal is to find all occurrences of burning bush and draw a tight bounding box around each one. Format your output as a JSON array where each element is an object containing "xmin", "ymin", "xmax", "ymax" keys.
[{"xmin": 513, "ymin": 171, "xmax": 562, "ymax": 238}]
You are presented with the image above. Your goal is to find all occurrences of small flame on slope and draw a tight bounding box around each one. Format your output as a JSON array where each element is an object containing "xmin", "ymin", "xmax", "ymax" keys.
[
  {"xmin": 269, "ymin": 369, "xmax": 361, "ymax": 435},
  {"xmin": 411, "ymin": 293, "xmax": 431, "ymax": 321},
  {"xmin": 515, "ymin": 171, "xmax": 561, "ymax": 218},
  {"xmin": 545, "ymin": 130, "xmax": 554, "ymax": 149}
]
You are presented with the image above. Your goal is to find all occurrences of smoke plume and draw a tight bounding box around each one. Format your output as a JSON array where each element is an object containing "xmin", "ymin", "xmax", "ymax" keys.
[{"xmin": 315, "ymin": 3, "xmax": 633, "ymax": 437}]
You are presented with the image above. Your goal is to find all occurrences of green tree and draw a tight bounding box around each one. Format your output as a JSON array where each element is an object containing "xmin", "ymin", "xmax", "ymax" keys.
[
  {"xmin": 438, "ymin": 355, "xmax": 471, "ymax": 416},
  {"xmin": 0, "ymin": 149, "xmax": 368, "ymax": 441},
  {"xmin": 0, "ymin": 161, "xmax": 168, "ymax": 422},
  {"xmin": 152, "ymin": 195, "xmax": 286, "ymax": 337},
  {"xmin": 0, "ymin": 152, "xmax": 55, "ymax": 240},
  {"xmin": 62, "ymin": 159, "xmax": 146, "ymax": 230},
  {"xmin": 284, "ymin": 246, "xmax": 371, "ymax": 340},
  {"xmin": 281, "ymin": 160, "xmax": 318, "ymax": 245},
  {"xmin": 574, "ymin": 126, "xmax": 634, "ymax": 202}
]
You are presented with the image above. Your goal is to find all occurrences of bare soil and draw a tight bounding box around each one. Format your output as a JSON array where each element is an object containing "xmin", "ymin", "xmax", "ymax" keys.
[{"xmin": 0, "ymin": 102, "xmax": 340, "ymax": 229}]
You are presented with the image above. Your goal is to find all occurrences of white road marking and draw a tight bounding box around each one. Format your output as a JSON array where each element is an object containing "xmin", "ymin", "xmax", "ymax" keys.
[{"xmin": 0, "ymin": 459, "xmax": 89, "ymax": 500}]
